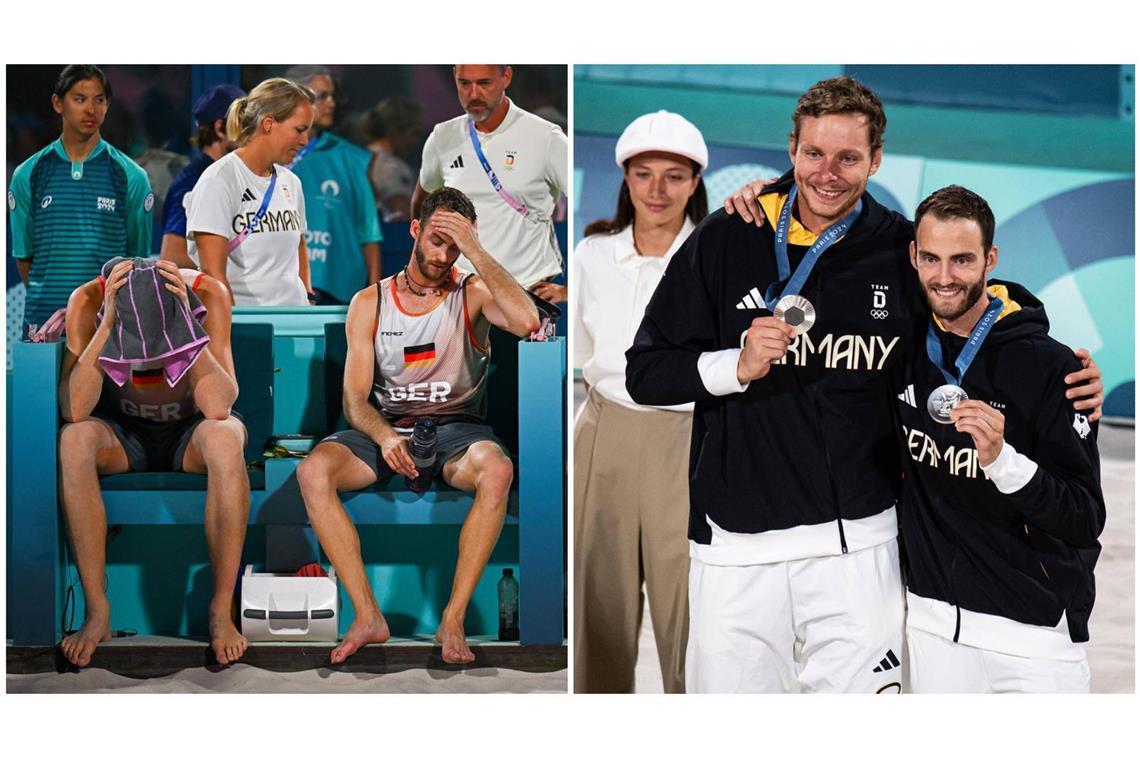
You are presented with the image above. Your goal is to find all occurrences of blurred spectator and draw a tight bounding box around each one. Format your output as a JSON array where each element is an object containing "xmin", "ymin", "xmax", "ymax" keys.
[
  {"xmin": 412, "ymin": 65, "xmax": 567, "ymax": 301},
  {"xmin": 136, "ymin": 147, "xmax": 189, "ymax": 253},
  {"xmin": 186, "ymin": 78, "xmax": 314, "ymax": 306},
  {"xmin": 8, "ymin": 65, "xmax": 153, "ymax": 329},
  {"xmin": 159, "ymin": 83, "xmax": 245, "ymax": 268},
  {"xmin": 362, "ymin": 95, "xmax": 424, "ymax": 222},
  {"xmin": 284, "ymin": 64, "xmax": 383, "ymax": 305}
]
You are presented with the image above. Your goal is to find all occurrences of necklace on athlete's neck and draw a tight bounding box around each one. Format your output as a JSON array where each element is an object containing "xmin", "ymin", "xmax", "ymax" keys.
[{"xmin": 403, "ymin": 267, "xmax": 446, "ymax": 297}]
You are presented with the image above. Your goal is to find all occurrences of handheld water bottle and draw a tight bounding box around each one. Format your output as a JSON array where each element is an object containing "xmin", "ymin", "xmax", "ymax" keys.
[{"xmin": 408, "ymin": 418, "xmax": 437, "ymax": 494}]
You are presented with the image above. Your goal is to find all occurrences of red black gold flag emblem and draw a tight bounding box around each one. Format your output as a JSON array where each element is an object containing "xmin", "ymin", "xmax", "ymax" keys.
[
  {"xmin": 131, "ymin": 368, "xmax": 165, "ymax": 388},
  {"xmin": 403, "ymin": 342, "xmax": 436, "ymax": 367}
]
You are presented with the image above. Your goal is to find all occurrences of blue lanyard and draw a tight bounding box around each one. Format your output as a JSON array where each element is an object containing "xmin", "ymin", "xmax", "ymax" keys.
[
  {"xmin": 925, "ymin": 295, "xmax": 1005, "ymax": 386},
  {"xmin": 466, "ymin": 118, "xmax": 528, "ymax": 216},
  {"xmin": 286, "ymin": 137, "xmax": 316, "ymax": 170},
  {"xmin": 764, "ymin": 184, "xmax": 862, "ymax": 308},
  {"xmin": 227, "ymin": 169, "xmax": 278, "ymax": 254}
]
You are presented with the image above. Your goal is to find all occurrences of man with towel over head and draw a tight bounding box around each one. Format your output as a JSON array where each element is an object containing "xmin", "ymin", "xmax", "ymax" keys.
[{"xmin": 57, "ymin": 257, "xmax": 249, "ymax": 668}]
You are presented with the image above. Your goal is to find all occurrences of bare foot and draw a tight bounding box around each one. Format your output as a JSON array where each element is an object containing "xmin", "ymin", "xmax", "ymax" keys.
[
  {"xmin": 210, "ymin": 607, "xmax": 248, "ymax": 666},
  {"xmin": 330, "ymin": 611, "xmax": 390, "ymax": 664},
  {"xmin": 435, "ymin": 617, "xmax": 475, "ymax": 664},
  {"xmin": 60, "ymin": 604, "xmax": 111, "ymax": 668}
]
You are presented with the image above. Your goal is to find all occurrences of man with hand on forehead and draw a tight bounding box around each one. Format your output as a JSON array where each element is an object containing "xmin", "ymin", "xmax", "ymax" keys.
[
  {"xmin": 297, "ymin": 187, "xmax": 540, "ymax": 665},
  {"xmin": 413, "ymin": 65, "xmax": 568, "ymax": 303},
  {"xmin": 897, "ymin": 185, "xmax": 1104, "ymax": 693},
  {"xmin": 626, "ymin": 76, "xmax": 1103, "ymax": 693},
  {"xmin": 56, "ymin": 258, "xmax": 249, "ymax": 669}
]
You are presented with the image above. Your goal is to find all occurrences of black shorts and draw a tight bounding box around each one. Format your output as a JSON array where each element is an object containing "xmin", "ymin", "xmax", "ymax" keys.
[
  {"xmin": 320, "ymin": 421, "xmax": 507, "ymax": 483},
  {"xmin": 91, "ymin": 409, "xmax": 244, "ymax": 472}
]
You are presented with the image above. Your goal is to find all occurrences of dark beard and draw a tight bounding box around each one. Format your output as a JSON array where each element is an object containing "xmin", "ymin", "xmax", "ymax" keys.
[
  {"xmin": 412, "ymin": 238, "xmax": 451, "ymax": 287},
  {"xmin": 929, "ymin": 277, "xmax": 986, "ymax": 322}
]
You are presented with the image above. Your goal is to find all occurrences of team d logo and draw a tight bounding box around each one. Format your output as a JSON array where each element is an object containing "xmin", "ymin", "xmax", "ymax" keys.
[
  {"xmin": 1073, "ymin": 413, "xmax": 1091, "ymax": 439},
  {"xmin": 870, "ymin": 284, "xmax": 889, "ymax": 319}
]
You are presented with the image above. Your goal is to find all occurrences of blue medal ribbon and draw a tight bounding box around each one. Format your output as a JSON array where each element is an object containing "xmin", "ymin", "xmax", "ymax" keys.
[
  {"xmin": 227, "ymin": 169, "xmax": 278, "ymax": 254},
  {"xmin": 764, "ymin": 184, "xmax": 862, "ymax": 308},
  {"xmin": 925, "ymin": 295, "xmax": 1005, "ymax": 386}
]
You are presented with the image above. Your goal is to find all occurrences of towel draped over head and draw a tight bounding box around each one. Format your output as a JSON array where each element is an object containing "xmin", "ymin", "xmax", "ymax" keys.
[{"xmin": 97, "ymin": 257, "xmax": 211, "ymax": 388}]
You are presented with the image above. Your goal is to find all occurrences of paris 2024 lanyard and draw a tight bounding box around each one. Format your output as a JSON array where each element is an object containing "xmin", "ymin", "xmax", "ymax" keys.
[
  {"xmin": 923, "ymin": 294, "xmax": 1004, "ymax": 424},
  {"xmin": 765, "ymin": 184, "xmax": 862, "ymax": 335}
]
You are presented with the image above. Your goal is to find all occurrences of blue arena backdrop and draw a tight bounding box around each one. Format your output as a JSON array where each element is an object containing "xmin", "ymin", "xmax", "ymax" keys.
[
  {"xmin": 5, "ymin": 63, "xmax": 568, "ymax": 644},
  {"xmin": 574, "ymin": 64, "xmax": 1135, "ymax": 418},
  {"xmin": 5, "ymin": 63, "xmax": 568, "ymax": 367}
]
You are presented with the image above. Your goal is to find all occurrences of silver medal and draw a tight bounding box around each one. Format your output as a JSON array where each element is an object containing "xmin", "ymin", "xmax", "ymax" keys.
[
  {"xmin": 773, "ymin": 294, "xmax": 815, "ymax": 336},
  {"xmin": 927, "ymin": 384, "xmax": 968, "ymax": 424}
]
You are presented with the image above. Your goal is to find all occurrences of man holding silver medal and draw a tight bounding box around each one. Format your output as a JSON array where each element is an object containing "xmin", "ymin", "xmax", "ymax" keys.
[
  {"xmin": 626, "ymin": 76, "xmax": 1103, "ymax": 693},
  {"xmin": 897, "ymin": 185, "xmax": 1103, "ymax": 692}
]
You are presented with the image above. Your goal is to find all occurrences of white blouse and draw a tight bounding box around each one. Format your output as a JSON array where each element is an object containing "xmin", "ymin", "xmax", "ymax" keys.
[{"xmin": 572, "ymin": 219, "xmax": 696, "ymax": 413}]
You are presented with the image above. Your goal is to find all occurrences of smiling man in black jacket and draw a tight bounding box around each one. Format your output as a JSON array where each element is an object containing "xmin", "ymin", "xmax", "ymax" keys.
[
  {"xmin": 897, "ymin": 185, "xmax": 1103, "ymax": 692},
  {"xmin": 627, "ymin": 77, "xmax": 924, "ymax": 693},
  {"xmin": 625, "ymin": 77, "xmax": 1103, "ymax": 693}
]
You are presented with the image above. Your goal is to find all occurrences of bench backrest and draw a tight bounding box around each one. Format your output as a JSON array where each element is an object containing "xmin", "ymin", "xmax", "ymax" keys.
[{"xmin": 230, "ymin": 322, "xmax": 274, "ymax": 463}]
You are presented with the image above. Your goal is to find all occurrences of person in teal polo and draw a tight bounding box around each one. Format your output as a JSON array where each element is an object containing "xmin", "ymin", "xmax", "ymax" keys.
[
  {"xmin": 8, "ymin": 64, "xmax": 153, "ymax": 329},
  {"xmin": 285, "ymin": 65, "xmax": 382, "ymax": 305}
]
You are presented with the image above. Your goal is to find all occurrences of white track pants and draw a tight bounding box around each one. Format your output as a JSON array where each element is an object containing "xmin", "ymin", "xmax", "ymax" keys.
[
  {"xmin": 686, "ymin": 539, "xmax": 906, "ymax": 693},
  {"xmin": 907, "ymin": 627, "xmax": 1090, "ymax": 693}
]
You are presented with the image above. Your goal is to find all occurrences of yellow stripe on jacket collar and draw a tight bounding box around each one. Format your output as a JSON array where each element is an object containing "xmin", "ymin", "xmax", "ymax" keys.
[
  {"xmin": 759, "ymin": 192, "xmax": 821, "ymax": 247},
  {"xmin": 932, "ymin": 284, "xmax": 1022, "ymax": 332}
]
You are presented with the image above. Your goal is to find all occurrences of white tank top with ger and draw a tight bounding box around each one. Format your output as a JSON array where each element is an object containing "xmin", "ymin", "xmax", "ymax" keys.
[{"xmin": 372, "ymin": 270, "xmax": 490, "ymax": 425}]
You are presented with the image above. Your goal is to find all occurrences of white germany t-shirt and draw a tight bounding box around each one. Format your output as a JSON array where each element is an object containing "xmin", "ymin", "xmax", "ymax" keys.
[
  {"xmin": 419, "ymin": 100, "xmax": 567, "ymax": 288},
  {"xmin": 186, "ymin": 152, "xmax": 308, "ymax": 306}
]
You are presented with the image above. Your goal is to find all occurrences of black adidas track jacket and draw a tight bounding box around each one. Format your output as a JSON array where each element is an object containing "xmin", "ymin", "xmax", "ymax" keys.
[{"xmin": 626, "ymin": 173, "xmax": 925, "ymax": 550}]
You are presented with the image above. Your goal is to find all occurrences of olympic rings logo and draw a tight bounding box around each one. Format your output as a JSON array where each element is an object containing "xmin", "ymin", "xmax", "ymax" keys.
[{"xmin": 870, "ymin": 309, "xmax": 889, "ymax": 319}]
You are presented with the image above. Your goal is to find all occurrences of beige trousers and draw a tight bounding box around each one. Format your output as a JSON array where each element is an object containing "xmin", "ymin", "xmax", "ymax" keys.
[{"xmin": 573, "ymin": 391, "xmax": 691, "ymax": 693}]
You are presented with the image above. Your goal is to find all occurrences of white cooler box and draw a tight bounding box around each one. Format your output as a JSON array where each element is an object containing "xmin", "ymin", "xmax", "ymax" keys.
[{"xmin": 240, "ymin": 565, "xmax": 340, "ymax": 642}]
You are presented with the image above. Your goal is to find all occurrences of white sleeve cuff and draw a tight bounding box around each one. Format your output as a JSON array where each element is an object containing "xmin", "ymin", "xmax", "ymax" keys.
[
  {"xmin": 698, "ymin": 349, "xmax": 750, "ymax": 396},
  {"xmin": 980, "ymin": 441, "xmax": 1038, "ymax": 494}
]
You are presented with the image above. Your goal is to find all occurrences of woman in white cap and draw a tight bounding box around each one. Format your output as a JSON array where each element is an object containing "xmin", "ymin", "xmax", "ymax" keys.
[{"xmin": 573, "ymin": 111, "xmax": 708, "ymax": 693}]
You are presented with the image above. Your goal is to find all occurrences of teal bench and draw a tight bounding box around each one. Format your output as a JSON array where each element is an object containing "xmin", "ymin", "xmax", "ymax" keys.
[{"xmin": 7, "ymin": 307, "xmax": 565, "ymax": 647}]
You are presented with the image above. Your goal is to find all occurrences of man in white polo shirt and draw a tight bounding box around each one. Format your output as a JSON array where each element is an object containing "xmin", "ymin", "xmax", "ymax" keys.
[{"xmin": 412, "ymin": 65, "xmax": 567, "ymax": 297}]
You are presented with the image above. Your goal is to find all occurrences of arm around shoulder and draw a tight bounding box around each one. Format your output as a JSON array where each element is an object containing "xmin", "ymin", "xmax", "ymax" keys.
[{"xmin": 982, "ymin": 354, "xmax": 1106, "ymax": 547}]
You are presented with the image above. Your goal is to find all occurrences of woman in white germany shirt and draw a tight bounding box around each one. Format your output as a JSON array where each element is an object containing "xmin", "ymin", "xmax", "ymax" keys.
[
  {"xmin": 187, "ymin": 77, "xmax": 315, "ymax": 306},
  {"xmin": 573, "ymin": 111, "xmax": 709, "ymax": 693}
]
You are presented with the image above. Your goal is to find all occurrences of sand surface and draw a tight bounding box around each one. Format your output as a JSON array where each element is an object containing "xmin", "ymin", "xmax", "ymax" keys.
[{"xmin": 7, "ymin": 663, "xmax": 566, "ymax": 694}]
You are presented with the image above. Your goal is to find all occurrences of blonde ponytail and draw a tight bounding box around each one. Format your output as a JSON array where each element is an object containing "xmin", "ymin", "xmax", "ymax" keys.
[{"xmin": 225, "ymin": 78, "xmax": 315, "ymax": 146}]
